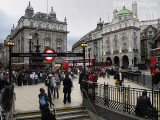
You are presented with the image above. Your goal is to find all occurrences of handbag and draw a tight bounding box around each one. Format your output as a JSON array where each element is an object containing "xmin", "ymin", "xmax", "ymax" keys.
[{"xmin": 115, "ymin": 79, "xmax": 118, "ymax": 85}]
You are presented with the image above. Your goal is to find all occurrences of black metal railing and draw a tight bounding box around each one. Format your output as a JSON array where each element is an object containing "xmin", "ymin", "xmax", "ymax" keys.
[
  {"xmin": 83, "ymin": 81, "xmax": 159, "ymax": 119},
  {"xmin": 123, "ymin": 72, "xmax": 152, "ymax": 88}
]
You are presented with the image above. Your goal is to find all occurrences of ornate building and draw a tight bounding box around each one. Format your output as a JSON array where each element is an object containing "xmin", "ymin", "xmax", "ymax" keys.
[
  {"xmin": 102, "ymin": 2, "xmax": 140, "ymax": 67},
  {"xmin": 72, "ymin": 2, "xmax": 141, "ymax": 68},
  {"xmin": 140, "ymin": 25, "xmax": 158, "ymax": 67},
  {"xmin": 3, "ymin": 2, "xmax": 69, "ymax": 69},
  {"xmin": 155, "ymin": 18, "xmax": 160, "ymax": 47}
]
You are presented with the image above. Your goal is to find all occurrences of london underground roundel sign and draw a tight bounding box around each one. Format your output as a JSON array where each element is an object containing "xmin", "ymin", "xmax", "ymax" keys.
[{"xmin": 43, "ymin": 49, "xmax": 55, "ymax": 61}]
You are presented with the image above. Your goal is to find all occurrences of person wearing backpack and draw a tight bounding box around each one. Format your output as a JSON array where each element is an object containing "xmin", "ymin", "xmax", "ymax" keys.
[{"xmin": 38, "ymin": 88, "xmax": 54, "ymax": 114}]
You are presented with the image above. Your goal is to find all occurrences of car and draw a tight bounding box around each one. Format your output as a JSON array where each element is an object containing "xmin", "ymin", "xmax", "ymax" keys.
[{"xmin": 129, "ymin": 67, "xmax": 141, "ymax": 73}]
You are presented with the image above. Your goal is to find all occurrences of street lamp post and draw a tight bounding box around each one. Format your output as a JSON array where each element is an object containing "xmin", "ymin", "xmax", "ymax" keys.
[
  {"xmin": 6, "ymin": 40, "xmax": 15, "ymax": 83},
  {"xmin": 88, "ymin": 48, "xmax": 91, "ymax": 68},
  {"xmin": 81, "ymin": 42, "xmax": 87, "ymax": 73},
  {"xmin": 28, "ymin": 35, "xmax": 32, "ymax": 78}
]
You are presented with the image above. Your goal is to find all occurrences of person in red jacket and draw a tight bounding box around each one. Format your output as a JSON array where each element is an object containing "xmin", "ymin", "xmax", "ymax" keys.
[{"xmin": 89, "ymin": 72, "xmax": 94, "ymax": 82}]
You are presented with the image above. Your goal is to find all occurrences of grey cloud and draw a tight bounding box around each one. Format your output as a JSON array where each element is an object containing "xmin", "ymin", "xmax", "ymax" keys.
[
  {"xmin": 67, "ymin": 35, "xmax": 81, "ymax": 51},
  {"xmin": 0, "ymin": 10, "xmax": 17, "ymax": 42}
]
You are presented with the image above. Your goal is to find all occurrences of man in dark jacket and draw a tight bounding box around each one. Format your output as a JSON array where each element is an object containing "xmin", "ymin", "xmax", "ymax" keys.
[
  {"xmin": 135, "ymin": 90, "xmax": 151, "ymax": 118},
  {"xmin": 38, "ymin": 88, "xmax": 54, "ymax": 114},
  {"xmin": 114, "ymin": 69, "xmax": 124, "ymax": 86},
  {"xmin": 153, "ymin": 68, "xmax": 160, "ymax": 91}
]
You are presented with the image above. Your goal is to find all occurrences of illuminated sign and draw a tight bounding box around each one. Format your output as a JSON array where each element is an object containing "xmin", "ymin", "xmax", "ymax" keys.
[{"xmin": 43, "ymin": 49, "xmax": 55, "ymax": 61}]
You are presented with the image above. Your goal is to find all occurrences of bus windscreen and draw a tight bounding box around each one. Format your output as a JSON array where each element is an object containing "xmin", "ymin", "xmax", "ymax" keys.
[{"xmin": 152, "ymin": 49, "xmax": 160, "ymax": 56}]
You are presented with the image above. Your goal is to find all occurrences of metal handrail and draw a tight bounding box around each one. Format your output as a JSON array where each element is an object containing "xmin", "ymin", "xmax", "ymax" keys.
[{"xmin": 82, "ymin": 89, "xmax": 100, "ymax": 120}]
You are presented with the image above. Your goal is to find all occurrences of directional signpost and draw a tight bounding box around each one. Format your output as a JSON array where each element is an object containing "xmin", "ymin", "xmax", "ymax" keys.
[{"xmin": 11, "ymin": 53, "xmax": 84, "ymax": 57}]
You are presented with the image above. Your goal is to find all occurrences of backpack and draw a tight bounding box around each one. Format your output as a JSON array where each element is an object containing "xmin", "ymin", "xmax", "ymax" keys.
[
  {"xmin": 45, "ymin": 76, "xmax": 52, "ymax": 86},
  {"xmin": 39, "ymin": 96, "xmax": 48, "ymax": 106}
]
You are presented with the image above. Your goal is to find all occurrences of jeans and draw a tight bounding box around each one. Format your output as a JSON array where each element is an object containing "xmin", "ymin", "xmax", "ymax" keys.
[
  {"xmin": 50, "ymin": 86, "xmax": 59, "ymax": 98},
  {"xmin": 35, "ymin": 79, "xmax": 38, "ymax": 84}
]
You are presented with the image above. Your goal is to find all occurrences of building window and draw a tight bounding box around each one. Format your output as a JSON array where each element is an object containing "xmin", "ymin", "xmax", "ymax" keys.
[
  {"xmin": 133, "ymin": 22, "xmax": 135, "ymax": 27},
  {"xmin": 122, "ymin": 32, "xmax": 126, "ymax": 36},
  {"xmin": 102, "ymin": 51, "xmax": 103, "ymax": 57},
  {"xmin": 110, "ymin": 27, "xmax": 112, "ymax": 31},
  {"xmin": 119, "ymin": 24, "xmax": 122, "ymax": 29},
  {"xmin": 123, "ymin": 39, "xmax": 127, "ymax": 50},
  {"xmin": 54, "ymin": 25, "xmax": 57, "ymax": 30},
  {"xmin": 46, "ymin": 24, "xmax": 49, "ymax": 29},
  {"xmin": 107, "ymin": 42, "xmax": 110, "ymax": 52},
  {"xmin": 149, "ymin": 31, "xmax": 152, "ymax": 34},
  {"xmin": 57, "ymin": 48, "xmax": 61, "ymax": 53},
  {"xmin": 45, "ymin": 40, "xmax": 50, "ymax": 46},
  {"xmin": 134, "ymin": 32, "xmax": 136, "ymax": 35},
  {"xmin": 57, "ymin": 35, "xmax": 62, "ymax": 40},
  {"xmin": 102, "ymin": 45, "xmax": 103, "ymax": 49},
  {"xmin": 57, "ymin": 41, "xmax": 61, "ymax": 47},
  {"xmin": 115, "ymin": 40, "xmax": 117, "ymax": 50},
  {"xmin": 38, "ymin": 23, "xmax": 41, "ymax": 28},
  {"xmin": 30, "ymin": 21, "xmax": 33, "ymax": 27},
  {"xmin": 125, "ymin": 23, "xmax": 127, "ymax": 27},
  {"xmin": 134, "ymin": 38, "xmax": 137, "ymax": 49}
]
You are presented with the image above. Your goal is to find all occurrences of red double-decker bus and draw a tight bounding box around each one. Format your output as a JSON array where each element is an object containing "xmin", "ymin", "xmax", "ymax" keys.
[
  {"xmin": 64, "ymin": 58, "xmax": 94, "ymax": 71},
  {"xmin": 151, "ymin": 48, "xmax": 160, "ymax": 74}
]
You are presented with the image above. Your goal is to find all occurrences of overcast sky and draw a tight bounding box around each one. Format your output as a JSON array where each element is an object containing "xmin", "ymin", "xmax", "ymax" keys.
[{"xmin": 0, "ymin": 0, "xmax": 159, "ymax": 51}]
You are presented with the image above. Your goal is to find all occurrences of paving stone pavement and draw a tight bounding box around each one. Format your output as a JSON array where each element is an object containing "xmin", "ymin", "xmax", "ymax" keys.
[{"xmin": 14, "ymin": 74, "xmax": 149, "ymax": 112}]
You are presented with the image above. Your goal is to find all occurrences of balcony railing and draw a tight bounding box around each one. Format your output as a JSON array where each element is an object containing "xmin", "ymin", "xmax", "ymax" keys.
[
  {"xmin": 133, "ymin": 49, "xmax": 138, "ymax": 53},
  {"xmin": 122, "ymin": 49, "xmax": 128, "ymax": 53},
  {"xmin": 113, "ymin": 50, "xmax": 119, "ymax": 54},
  {"xmin": 106, "ymin": 52, "xmax": 111, "ymax": 55}
]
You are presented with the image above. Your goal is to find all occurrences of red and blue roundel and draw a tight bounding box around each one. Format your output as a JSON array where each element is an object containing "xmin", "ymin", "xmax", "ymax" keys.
[{"xmin": 43, "ymin": 49, "xmax": 55, "ymax": 61}]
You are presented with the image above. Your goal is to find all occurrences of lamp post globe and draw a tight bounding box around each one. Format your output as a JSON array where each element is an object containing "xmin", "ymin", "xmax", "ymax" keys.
[
  {"xmin": 6, "ymin": 40, "xmax": 15, "ymax": 83},
  {"xmin": 81, "ymin": 42, "xmax": 87, "ymax": 73}
]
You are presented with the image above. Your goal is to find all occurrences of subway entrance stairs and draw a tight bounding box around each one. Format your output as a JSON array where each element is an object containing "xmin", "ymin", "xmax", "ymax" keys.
[{"xmin": 15, "ymin": 106, "xmax": 90, "ymax": 120}]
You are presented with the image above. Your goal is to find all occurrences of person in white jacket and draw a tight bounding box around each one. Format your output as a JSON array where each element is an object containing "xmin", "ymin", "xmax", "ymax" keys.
[{"xmin": 50, "ymin": 73, "xmax": 56, "ymax": 98}]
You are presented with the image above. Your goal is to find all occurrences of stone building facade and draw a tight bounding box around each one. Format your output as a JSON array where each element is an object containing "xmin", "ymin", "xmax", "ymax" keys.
[
  {"xmin": 140, "ymin": 25, "xmax": 158, "ymax": 67},
  {"xmin": 102, "ymin": 2, "xmax": 140, "ymax": 67},
  {"xmin": 3, "ymin": 2, "xmax": 68, "ymax": 69},
  {"xmin": 72, "ymin": 2, "xmax": 141, "ymax": 68}
]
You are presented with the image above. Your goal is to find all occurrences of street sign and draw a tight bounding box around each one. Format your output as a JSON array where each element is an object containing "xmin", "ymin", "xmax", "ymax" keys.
[
  {"xmin": 43, "ymin": 49, "xmax": 55, "ymax": 61},
  {"xmin": 11, "ymin": 53, "xmax": 84, "ymax": 57}
]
